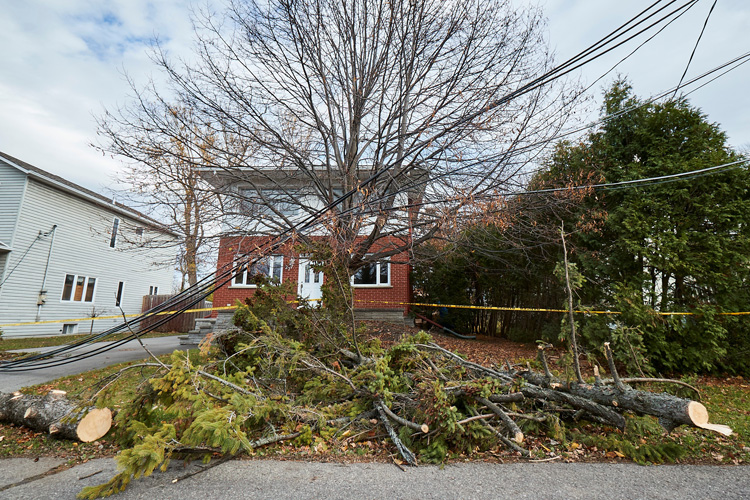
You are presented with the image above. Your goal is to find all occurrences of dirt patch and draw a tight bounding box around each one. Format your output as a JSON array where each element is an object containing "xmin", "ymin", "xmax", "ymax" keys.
[{"xmin": 0, "ymin": 351, "xmax": 28, "ymax": 362}]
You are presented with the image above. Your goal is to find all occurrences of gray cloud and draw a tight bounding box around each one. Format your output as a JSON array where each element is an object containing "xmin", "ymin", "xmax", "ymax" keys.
[{"xmin": 0, "ymin": 0, "xmax": 747, "ymax": 196}]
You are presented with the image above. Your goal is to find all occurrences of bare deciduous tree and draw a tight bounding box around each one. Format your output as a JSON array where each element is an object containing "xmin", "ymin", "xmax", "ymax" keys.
[
  {"xmin": 96, "ymin": 0, "xmax": 577, "ymax": 273},
  {"xmin": 98, "ymin": 107, "xmax": 225, "ymax": 288}
]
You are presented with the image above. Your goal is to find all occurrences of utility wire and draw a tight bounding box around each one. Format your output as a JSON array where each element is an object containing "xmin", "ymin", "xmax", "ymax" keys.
[
  {"xmin": 0, "ymin": 1, "xmax": 704, "ymax": 371},
  {"xmin": 673, "ymin": 0, "xmax": 718, "ymax": 97},
  {"xmin": 579, "ymin": 0, "xmax": 698, "ymax": 97},
  {"xmin": 328, "ymin": 50, "xmax": 750, "ymax": 222},
  {"xmin": 9, "ymin": 153, "xmax": 747, "ymax": 370},
  {"xmin": 337, "ymin": 158, "xmax": 750, "ymax": 218},
  {"xmin": 0, "ymin": 230, "xmax": 50, "ymax": 288}
]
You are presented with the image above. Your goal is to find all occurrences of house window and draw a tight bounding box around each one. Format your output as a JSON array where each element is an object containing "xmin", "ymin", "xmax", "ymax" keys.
[
  {"xmin": 240, "ymin": 189, "xmax": 300, "ymax": 218},
  {"xmin": 62, "ymin": 323, "xmax": 78, "ymax": 335},
  {"xmin": 148, "ymin": 286, "xmax": 159, "ymax": 295},
  {"xmin": 110, "ymin": 218, "xmax": 120, "ymax": 248},
  {"xmin": 115, "ymin": 281, "xmax": 125, "ymax": 307},
  {"xmin": 234, "ymin": 255, "xmax": 284, "ymax": 286},
  {"xmin": 353, "ymin": 259, "xmax": 390, "ymax": 286},
  {"xmin": 61, "ymin": 274, "xmax": 97, "ymax": 302}
]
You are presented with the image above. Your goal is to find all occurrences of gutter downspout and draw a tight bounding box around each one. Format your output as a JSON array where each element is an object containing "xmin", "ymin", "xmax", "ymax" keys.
[{"xmin": 35, "ymin": 224, "xmax": 57, "ymax": 322}]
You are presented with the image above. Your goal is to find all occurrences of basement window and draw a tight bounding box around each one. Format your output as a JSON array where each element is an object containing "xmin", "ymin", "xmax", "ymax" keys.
[{"xmin": 62, "ymin": 323, "xmax": 78, "ymax": 335}]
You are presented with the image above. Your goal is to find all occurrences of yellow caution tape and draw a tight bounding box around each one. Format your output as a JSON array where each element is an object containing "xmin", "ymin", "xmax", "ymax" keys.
[
  {"xmin": 353, "ymin": 300, "xmax": 750, "ymax": 317},
  {"xmin": 353, "ymin": 300, "xmax": 617, "ymax": 314},
  {"xmin": 0, "ymin": 306, "xmax": 233, "ymax": 328},
  {"xmin": 2, "ymin": 299, "xmax": 748, "ymax": 328}
]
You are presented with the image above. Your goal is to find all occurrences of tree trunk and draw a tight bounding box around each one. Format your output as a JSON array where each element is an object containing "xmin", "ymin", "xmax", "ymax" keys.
[
  {"xmin": 0, "ymin": 390, "xmax": 112, "ymax": 442},
  {"xmin": 519, "ymin": 372, "xmax": 731, "ymax": 435}
]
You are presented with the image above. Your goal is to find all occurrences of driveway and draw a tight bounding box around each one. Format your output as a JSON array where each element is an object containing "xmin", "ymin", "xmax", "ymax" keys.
[{"xmin": 0, "ymin": 336, "xmax": 188, "ymax": 393}]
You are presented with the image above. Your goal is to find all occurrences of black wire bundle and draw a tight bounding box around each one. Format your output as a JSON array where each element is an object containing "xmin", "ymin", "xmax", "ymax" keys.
[{"xmin": 1, "ymin": 0, "xmax": 731, "ymax": 372}]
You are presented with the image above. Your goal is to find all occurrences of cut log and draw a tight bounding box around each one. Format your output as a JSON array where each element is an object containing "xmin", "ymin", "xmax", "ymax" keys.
[
  {"xmin": 518, "ymin": 371, "xmax": 732, "ymax": 435},
  {"xmin": 685, "ymin": 401, "xmax": 733, "ymax": 436},
  {"xmin": 475, "ymin": 396, "xmax": 524, "ymax": 444},
  {"xmin": 0, "ymin": 390, "xmax": 112, "ymax": 442}
]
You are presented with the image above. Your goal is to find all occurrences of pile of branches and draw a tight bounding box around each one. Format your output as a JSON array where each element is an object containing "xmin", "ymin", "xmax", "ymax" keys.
[{"xmin": 79, "ymin": 287, "xmax": 731, "ymax": 498}]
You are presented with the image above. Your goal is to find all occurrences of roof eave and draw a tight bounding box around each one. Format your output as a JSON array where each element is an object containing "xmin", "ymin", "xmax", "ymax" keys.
[{"xmin": 0, "ymin": 154, "xmax": 180, "ymax": 239}]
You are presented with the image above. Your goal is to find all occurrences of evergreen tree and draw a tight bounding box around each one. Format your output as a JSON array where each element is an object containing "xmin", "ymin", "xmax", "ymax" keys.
[{"xmin": 547, "ymin": 80, "xmax": 750, "ymax": 373}]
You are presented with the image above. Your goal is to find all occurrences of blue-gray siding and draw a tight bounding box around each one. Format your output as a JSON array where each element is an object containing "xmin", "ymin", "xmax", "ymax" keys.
[
  {"xmin": 0, "ymin": 166, "xmax": 176, "ymax": 337},
  {"xmin": 0, "ymin": 163, "xmax": 27, "ymax": 247}
]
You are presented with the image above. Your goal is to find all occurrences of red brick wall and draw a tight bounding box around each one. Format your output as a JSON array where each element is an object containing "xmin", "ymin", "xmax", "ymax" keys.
[{"xmin": 212, "ymin": 235, "xmax": 411, "ymax": 314}]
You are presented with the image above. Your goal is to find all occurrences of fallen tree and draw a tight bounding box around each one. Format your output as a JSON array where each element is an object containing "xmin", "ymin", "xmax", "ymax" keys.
[
  {"xmin": 0, "ymin": 390, "xmax": 112, "ymax": 442},
  {"xmin": 77, "ymin": 286, "xmax": 732, "ymax": 499}
]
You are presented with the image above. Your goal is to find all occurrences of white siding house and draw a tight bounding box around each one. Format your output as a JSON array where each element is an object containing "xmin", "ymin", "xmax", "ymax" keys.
[{"xmin": 0, "ymin": 152, "xmax": 178, "ymax": 337}]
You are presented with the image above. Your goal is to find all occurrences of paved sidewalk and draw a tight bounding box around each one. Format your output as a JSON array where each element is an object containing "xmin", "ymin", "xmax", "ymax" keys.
[{"xmin": 1, "ymin": 458, "xmax": 748, "ymax": 500}]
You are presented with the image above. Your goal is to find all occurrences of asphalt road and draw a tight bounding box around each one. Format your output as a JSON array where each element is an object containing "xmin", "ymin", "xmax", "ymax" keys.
[
  {"xmin": 1, "ymin": 458, "xmax": 748, "ymax": 500},
  {"xmin": 0, "ymin": 336, "xmax": 188, "ymax": 393}
]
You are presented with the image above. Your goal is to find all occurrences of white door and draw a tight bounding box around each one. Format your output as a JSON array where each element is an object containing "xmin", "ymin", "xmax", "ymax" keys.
[{"xmin": 297, "ymin": 259, "xmax": 324, "ymax": 304}]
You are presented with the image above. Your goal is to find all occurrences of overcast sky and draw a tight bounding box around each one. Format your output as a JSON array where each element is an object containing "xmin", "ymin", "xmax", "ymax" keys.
[{"xmin": 1, "ymin": 0, "xmax": 748, "ymax": 195}]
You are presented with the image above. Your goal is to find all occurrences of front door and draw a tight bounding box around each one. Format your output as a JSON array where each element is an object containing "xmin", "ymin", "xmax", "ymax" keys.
[{"xmin": 297, "ymin": 259, "xmax": 324, "ymax": 304}]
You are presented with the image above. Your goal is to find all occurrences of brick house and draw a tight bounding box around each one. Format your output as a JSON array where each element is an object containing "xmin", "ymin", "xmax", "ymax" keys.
[{"xmin": 202, "ymin": 167, "xmax": 422, "ymax": 325}]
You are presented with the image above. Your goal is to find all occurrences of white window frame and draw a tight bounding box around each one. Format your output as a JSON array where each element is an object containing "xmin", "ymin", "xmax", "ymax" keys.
[
  {"xmin": 232, "ymin": 255, "xmax": 284, "ymax": 287},
  {"xmin": 62, "ymin": 323, "xmax": 78, "ymax": 335},
  {"xmin": 109, "ymin": 217, "xmax": 120, "ymax": 248},
  {"xmin": 115, "ymin": 281, "xmax": 125, "ymax": 307},
  {"xmin": 60, "ymin": 273, "xmax": 97, "ymax": 303},
  {"xmin": 351, "ymin": 257, "xmax": 391, "ymax": 288}
]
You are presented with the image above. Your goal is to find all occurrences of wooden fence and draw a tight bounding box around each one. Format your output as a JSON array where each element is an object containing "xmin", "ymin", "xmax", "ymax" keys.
[{"xmin": 140, "ymin": 294, "xmax": 212, "ymax": 333}]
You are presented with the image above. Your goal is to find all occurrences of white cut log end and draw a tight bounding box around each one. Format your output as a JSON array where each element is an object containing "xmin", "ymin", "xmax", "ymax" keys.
[
  {"xmin": 514, "ymin": 431, "xmax": 524, "ymax": 444},
  {"xmin": 687, "ymin": 401, "xmax": 733, "ymax": 436},
  {"xmin": 421, "ymin": 424, "xmax": 429, "ymax": 434},
  {"xmin": 687, "ymin": 401, "xmax": 709, "ymax": 425},
  {"xmin": 76, "ymin": 408, "xmax": 113, "ymax": 443}
]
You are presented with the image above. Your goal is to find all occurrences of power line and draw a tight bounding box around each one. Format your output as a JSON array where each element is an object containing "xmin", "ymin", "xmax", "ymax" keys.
[
  {"xmin": 13, "ymin": 154, "xmax": 747, "ymax": 367},
  {"xmin": 0, "ymin": 229, "xmax": 52, "ymax": 288},
  {"xmin": 578, "ymin": 0, "xmax": 698, "ymax": 97},
  {"xmin": 0, "ymin": 1, "xmax": 706, "ymax": 371},
  {"xmin": 334, "ymin": 50, "xmax": 750, "ymax": 221},
  {"xmin": 673, "ymin": 0, "xmax": 718, "ymax": 97}
]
